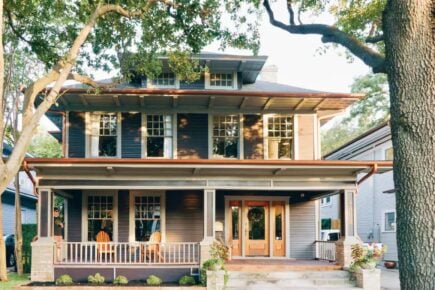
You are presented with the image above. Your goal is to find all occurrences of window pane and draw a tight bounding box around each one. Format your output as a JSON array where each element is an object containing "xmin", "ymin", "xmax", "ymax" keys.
[
  {"xmin": 87, "ymin": 195, "xmax": 114, "ymax": 241},
  {"xmin": 267, "ymin": 115, "xmax": 294, "ymax": 159},
  {"xmin": 248, "ymin": 207, "xmax": 265, "ymax": 240},
  {"xmin": 134, "ymin": 195, "xmax": 161, "ymax": 241},
  {"xmin": 147, "ymin": 137, "xmax": 164, "ymax": 157},
  {"xmin": 212, "ymin": 115, "xmax": 239, "ymax": 158},
  {"xmin": 275, "ymin": 205, "xmax": 283, "ymax": 240},
  {"xmin": 385, "ymin": 212, "xmax": 395, "ymax": 231},
  {"xmin": 99, "ymin": 136, "xmax": 117, "ymax": 157},
  {"xmin": 231, "ymin": 206, "xmax": 239, "ymax": 240}
]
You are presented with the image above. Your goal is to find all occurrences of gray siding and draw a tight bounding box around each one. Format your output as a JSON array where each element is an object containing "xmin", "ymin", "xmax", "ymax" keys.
[
  {"xmin": 179, "ymin": 75, "xmax": 205, "ymax": 89},
  {"xmin": 290, "ymin": 201, "xmax": 316, "ymax": 259},
  {"xmin": 121, "ymin": 113, "xmax": 142, "ymax": 158},
  {"xmin": 67, "ymin": 190, "xmax": 82, "ymax": 242},
  {"xmin": 243, "ymin": 114, "xmax": 263, "ymax": 159},
  {"xmin": 177, "ymin": 114, "xmax": 208, "ymax": 159},
  {"xmin": 118, "ymin": 190, "xmax": 130, "ymax": 242},
  {"xmin": 165, "ymin": 190, "xmax": 203, "ymax": 242},
  {"xmin": 68, "ymin": 112, "xmax": 86, "ymax": 157}
]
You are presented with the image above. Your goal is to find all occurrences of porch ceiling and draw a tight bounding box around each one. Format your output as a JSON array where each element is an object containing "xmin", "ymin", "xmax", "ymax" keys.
[{"xmin": 25, "ymin": 158, "xmax": 392, "ymax": 190}]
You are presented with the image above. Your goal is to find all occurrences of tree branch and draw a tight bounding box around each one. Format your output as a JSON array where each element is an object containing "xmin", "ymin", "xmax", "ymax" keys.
[
  {"xmin": 287, "ymin": 0, "xmax": 296, "ymax": 26},
  {"xmin": 366, "ymin": 34, "xmax": 384, "ymax": 43},
  {"xmin": 67, "ymin": 73, "xmax": 122, "ymax": 89},
  {"xmin": 263, "ymin": 0, "xmax": 386, "ymax": 73}
]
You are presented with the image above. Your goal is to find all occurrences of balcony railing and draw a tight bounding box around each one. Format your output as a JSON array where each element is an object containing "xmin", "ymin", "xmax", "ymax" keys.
[
  {"xmin": 55, "ymin": 242, "xmax": 200, "ymax": 265},
  {"xmin": 314, "ymin": 241, "xmax": 336, "ymax": 261}
]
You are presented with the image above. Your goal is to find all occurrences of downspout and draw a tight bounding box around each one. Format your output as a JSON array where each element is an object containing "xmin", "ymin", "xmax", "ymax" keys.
[{"xmin": 357, "ymin": 163, "xmax": 378, "ymax": 186}]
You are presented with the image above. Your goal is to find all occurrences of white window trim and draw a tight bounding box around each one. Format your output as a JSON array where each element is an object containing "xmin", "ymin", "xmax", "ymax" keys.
[
  {"xmin": 147, "ymin": 73, "xmax": 179, "ymax": 89},
  {"xmin": 320, "ymin": 197, "xmax": 332, "ymax": 207},
  {"xmin": 208, "ymin": 114, "xmax": 242, "ymax": 159},
  {"xmin": 205, "ymin": 72, "xmax": 237, "ymax": 90},
  {"xmin": 86, "ymin": 112, "xmax": 122, "ymax": 158},
  {"xmin": 141, "ymin": 113, "xmax": 173, "ymax": 158},
  {"xmin": 129, "ymin": 190, "xmax": 166, "ymax": 242},
  {"xmin": 82, "ymin": 190, "xmax": 118, "ymax": 242},
  {"xmin": 382, "ymin": 210, "xmax": 396, "ymax": 232},
  {"xmin": 263, "ymin": 114, "xmax": 295, "ymax": 160}
]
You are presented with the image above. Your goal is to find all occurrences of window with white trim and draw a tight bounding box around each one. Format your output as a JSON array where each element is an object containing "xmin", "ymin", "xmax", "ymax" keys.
[
  {"xmin": 151, "ymin": 73, "xmax": 176, "ymax": 87},
  {"xmin": 144, "ymin": 114, "xmax": 173, "ymax": 158},
  {"xmin": 212, "ymin": 115, "xmax": 239, "ymax": 158},
  {"xmin": 90, "ymin": 113, "xmax": 119, "ymax": 157},
  {"xmin": 264, "ymin": 115, "xmax": 294, "ymax": 159},
  {"xmin": 321, "ymin": 196, "xmax": 332, "ymax": 207},
  {"xmin": 87, "ymin": 195, "xmax": 114, "ymax": 241},
  {"xmin": 210, "ymin": 73, "xmax": 233, "ymax": 87},
  {"xmin": 134, "ymin": 195, "xmax": 161, "ymax": 241},
  {"xmin": 384, "ymin": 211, "xmax": 396, "ymax": 232}
]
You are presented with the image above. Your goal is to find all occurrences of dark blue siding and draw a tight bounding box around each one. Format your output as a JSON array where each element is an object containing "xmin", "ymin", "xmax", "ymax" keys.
[
  {"xmin": 118, "ymin": 190, "xmax": 129, "ymax": 242},
  {"xmin": 68, "ymin": 190, "xmax": 82, "ymax": 242},
  {"xmin": 179, "ymin": 74, "xmax": 205, "ymax": 89},
  {"xmin": 177, "ymin": 114, "xmax": 208, "ymax": 159},
  {"xmin": 237, "ymin": 72, "xmax": 243, "ymax": 89},
  {"xmin": 68, "ymin": 112, "xmax": 86, "ymax": 157},
  {"xmin": 121, "ymin": 113, "xmax": 142, "ymax": 158}
]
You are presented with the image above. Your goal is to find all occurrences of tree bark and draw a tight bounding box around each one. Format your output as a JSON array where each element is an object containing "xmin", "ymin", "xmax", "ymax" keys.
[
  {"xmin": 15, "ymin": 174, "xmax": 24, "ymax": 275},
  {"xmin": 0, "ymin": 201, "xmax": 6, "ymax": 281},
  {"xmin": 383, "ymin": 1, "xmax": 435, "ymax": 289}
]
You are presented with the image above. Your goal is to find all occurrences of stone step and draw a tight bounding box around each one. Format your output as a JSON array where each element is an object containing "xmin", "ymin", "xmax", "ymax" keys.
[
  {"xmin": 227, "ymin": 270, "xmax": 350, "ymax": 279},
  {"xmin": 226, "ymin": 286, "xmax": 361, "ymax": 290},
  {"xmin": 226, "ymin": 278, "xmax": 355, "ymax": 288}
]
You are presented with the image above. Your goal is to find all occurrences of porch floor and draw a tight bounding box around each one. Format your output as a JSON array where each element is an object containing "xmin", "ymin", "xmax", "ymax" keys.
[{"xmin": 225, "ymin": 259, "xmax": 341, "ymax": 272}]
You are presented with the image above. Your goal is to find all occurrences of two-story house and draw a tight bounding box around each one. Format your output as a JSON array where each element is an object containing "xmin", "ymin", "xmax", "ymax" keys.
[{"xmin": 25, "ymin": 53, "xmax": 392, "ymax": 283}]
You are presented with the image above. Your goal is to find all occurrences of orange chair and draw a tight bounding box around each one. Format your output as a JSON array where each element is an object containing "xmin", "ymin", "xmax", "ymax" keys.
[
  {"xmin": 143, "ymin": 231, "xmax": 162, "ymax": 262},
  {"xmin": 96, "ymin": 231, "xmax": 115, "ymax": 261}
]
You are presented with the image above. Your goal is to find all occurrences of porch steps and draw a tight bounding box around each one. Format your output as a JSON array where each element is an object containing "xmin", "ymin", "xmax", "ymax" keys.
[{"xmin": 225, "ymin": 270, "xmax": 360, "ymax": 290}]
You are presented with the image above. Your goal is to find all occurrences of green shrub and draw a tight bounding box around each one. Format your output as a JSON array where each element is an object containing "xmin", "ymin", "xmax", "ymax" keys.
[
  {"xmin": 146, "ymin": 275, "xmax": 162, "ymax": 286},
  {"xmin": 179, "ymin": 275, "xmax": 196, "ymax": 286},
  {"xmin": 55, "ymin": 274, "xmax": 73, "ymax": 285},
  {"xmin": 22, "ymin": 224, "xmax": 37, "ymax": 273},
  {"xmin": 113, "ymin": 275, "xmax": 128, "ymax": 285},
  {"xmin": 88, "ymin": 273, "xmax": 105, "ymax": 284}
]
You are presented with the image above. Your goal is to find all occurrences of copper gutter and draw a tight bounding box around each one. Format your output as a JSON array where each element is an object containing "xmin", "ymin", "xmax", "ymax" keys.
[
  {"xmin": 357, "ymin": 163, "xmax": 379, "ymax": 185},
  {"xmin": 24, "ymin": 158, "xmax": 393, "ymax": 168},
  {"xmin": 42, "ymin": 88, "xmax": 364, "ymax": 100}
]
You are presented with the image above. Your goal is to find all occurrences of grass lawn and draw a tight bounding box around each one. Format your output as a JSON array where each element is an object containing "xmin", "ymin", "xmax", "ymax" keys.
[{"xmin": 0, "ymin": 273, "xmax": 30, "ymax": 290}]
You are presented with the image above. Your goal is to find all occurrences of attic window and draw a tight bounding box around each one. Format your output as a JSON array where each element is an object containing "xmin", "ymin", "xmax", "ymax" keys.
[
  {"xmin": 209, "ymin": 73, "xmax": 233, "ymax": 88},
  {"xmin": 152, "ymin": 73, "xmax": 176, "ymax": 87}
]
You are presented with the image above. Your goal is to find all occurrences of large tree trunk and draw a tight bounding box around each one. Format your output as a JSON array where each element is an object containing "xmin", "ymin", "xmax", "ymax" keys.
[
  {"xmin": 383, "ymin": 1, "xmax": 435, "ymax": 290},
  {"xmin": 0, "ymin": 201, "xmax": 7, "ymax": 281},
  {"xmin": 15, "ymin": 175, "xmax": 24, "ymax": 275}
]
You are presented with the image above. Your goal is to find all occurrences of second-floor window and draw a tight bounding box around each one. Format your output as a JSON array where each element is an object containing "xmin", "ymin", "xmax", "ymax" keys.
[
  {"xmin": 90, "ymin": 113, "xmax": 119, "ymax": 157},
  {"xmin": 144, "ymin": 114, "xmax": 173, "ymax": 158},
  {"xmin": 265, "ymin": 115, "xmax": 294, "ymax": 159},
  {"xmin": 150, "ymin": 73, "xmax": 177, "ymax": 87},
  {"xmin": 212, "ymin": 115, "xmax": 239, "ymax": 158}
]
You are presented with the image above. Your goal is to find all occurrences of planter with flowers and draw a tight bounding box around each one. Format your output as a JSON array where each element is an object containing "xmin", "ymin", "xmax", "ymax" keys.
[{"xmin": 349, "ymin": 244, "xmax": 386, "ymax": 290}]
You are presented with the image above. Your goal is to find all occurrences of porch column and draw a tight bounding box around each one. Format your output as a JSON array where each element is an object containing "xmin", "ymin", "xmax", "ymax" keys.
[
  {"xmin": 336, "ymin": 189, "xmax": 362, "ymax": 268},
  {"xmin": 31, "ymin": 188, "xmax": 55, "ymax": 282},
  {"xmin": 200, "ymin": 189, "xmax": 216, "ymax": 265}
]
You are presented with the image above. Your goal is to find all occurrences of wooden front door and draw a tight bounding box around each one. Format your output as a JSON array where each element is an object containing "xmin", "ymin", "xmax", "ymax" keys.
[{"xmin": 244, "ymin": 201, "xmax": 269, "ymax": 256}]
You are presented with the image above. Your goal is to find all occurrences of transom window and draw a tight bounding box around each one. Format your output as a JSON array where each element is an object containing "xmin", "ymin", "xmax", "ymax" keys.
[
  {"xmin": 212, "ymin": 115, "xmax": 239, "ymax": 158},
  {"xmin": 144, "ymin": 115, "xmax": 173, "ymax": 158},
  {"xmin": 384, "ymin": 211, "xmax": 396, "ymax": 232},
  {"xmin": 90, "ymin": 113, "xmax": 119, "ymax": 157},
  {"xmin": 152, "ymin": 73, "xmax": 176, "ymax": 86},
  {"xmin": 87, "ymin": 195, "xmax": 114, "ymax": 241},
  {"xmin": 210, "ymin": 73, "xmax": 233, "ymax": 87},
  {"xmin": 265, "ymin": 115, "xmax": 294, "ymax": 159},
  {"xmin": 134, "ymin": 196, "xmax": 161, "ymax": 241}
]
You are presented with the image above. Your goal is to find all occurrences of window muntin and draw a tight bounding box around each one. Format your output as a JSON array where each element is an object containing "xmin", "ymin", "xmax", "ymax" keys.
[
  {"xmin": 384, "ymin": 211, "xmax": 396, "ymax": 232},
  {"xmin": 210, "ymin": 73, "xmax": 233, "ymax": 88},
  {"xmin": 134, "ymin": 195, "xmax": 161, "ymax": 241},
  {"xmin": 266, "ymin": 115, "xmax": 294, "ymax": 159},
  {"xmin": 212, "ymin": 115, "xmax": 239, "ymax": 158},
  {"xmin": 152, "ymin": 73, "xmax": 176, "ymax": 86},
  {"xmin": 145, "ymin": 115, "xmax": 173, "ymax": 158},
  {"xmin": 87, "ymin": 195, "xmax": 114, "ymax": 241},
  {"xmin": 98, "ymin": 114, "xmax": 118, "ymax": 157}
]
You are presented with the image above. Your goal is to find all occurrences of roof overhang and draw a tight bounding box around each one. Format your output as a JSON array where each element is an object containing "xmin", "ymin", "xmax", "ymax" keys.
[
  {"xmin": 41, "ymin": 88, "xmax": 363, "ymax": 113},
  {"xmin": 25, "ymin": 158, "xmax": 392, "ymax": 191}
]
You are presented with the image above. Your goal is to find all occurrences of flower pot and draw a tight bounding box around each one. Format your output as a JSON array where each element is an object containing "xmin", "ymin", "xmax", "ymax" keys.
[
  {"xmin": 361, "ymin": 261, "xmax": 377, "ymax": 269},
  {"xmin": 384, "ymin": 260, "xmax": 396, "ymax": 269}
]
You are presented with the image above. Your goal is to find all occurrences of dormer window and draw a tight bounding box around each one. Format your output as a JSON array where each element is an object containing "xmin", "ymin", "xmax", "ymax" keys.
[
  {"xmin": 206, "ymin": 72, "xmax": 237, "ymax": 90},
  {"xmin": 89, "ymin": 113, "xmax": 121, "ymax": 157},
  {"xmin": 149, "ymin": 73, "xmax": 178, "ymax": 88}
]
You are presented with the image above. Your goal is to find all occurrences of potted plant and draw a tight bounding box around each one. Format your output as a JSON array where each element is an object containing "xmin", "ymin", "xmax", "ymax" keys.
[
  {"xmin": 384, "ymin": 260, "xmax": 397, "ymax": 269},
  {"xmin": 349, "ymin": 244, "xmax": 387, "ymax": 289}
]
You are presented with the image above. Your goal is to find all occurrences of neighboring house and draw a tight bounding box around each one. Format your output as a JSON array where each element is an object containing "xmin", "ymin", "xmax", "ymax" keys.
[
  {"xmin": 2, "ymin": 143, "xmax": 37, "ymax": 235},
  {"xmin": 323, "ymin": 122, "xmax": 397, "ymax": 262},
  {"xmin": 26, "ymin": 53, "xmax": 392, "ymax": 282}
]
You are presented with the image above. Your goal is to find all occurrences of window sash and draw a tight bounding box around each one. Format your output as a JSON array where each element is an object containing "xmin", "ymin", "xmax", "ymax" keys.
[
  {"xmin": 384, "ymin": 212, "xmax": 396, "ymax": 231},
  {"xmin": 210, "ymin": 73, "xmax": 233, "ymax": 87},
  {"xmin": 87, "ymin": 195, "xmax": 114, "ymax": 241},
  {"xmin": 90, "ymin": 113, "xmax": 119, "ymax": 157},
  {"xmin": 265, "ymin": 115, "xmax": 294, "ymax": 159},
  {"xmin": 144, "ymin": 114, "xmax": 173, "ymax": 158},
  {"xmin": 152, "ymin": 73, "xmax": 176, "ymax": 86},
  {"xmin": 212, "ymin": 115, "xmax": 239, "ymax": 158}
]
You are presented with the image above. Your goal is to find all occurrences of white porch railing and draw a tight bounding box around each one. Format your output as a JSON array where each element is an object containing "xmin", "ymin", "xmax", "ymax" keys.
[
  {"xmin": 314, "ymin": 241, "xmax": 336, "ymax": 261},
  {"xmin": 55, "ymin": 242, "xmax": 200, "ymax": 265}
]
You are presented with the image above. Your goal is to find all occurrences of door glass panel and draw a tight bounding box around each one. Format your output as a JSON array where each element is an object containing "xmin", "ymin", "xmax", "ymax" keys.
[
  {"xmin": 248, "ymin": 206, "xmax": 265, "ymax": 240},
  {"xmin": 231, "ymin": 206, "xmax": 240, "ymax": 240},
  {"xmin": 275, "ymin": 205, "xmax": 283, "ymax": 240}
]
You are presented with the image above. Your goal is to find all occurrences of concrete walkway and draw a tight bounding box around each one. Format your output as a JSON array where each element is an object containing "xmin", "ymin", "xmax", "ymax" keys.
[{"xmin": 381, "ymin": 268, "xmax": 400, "ymax": 290}]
